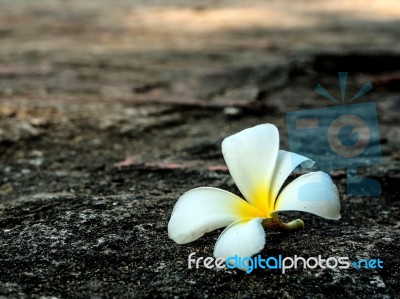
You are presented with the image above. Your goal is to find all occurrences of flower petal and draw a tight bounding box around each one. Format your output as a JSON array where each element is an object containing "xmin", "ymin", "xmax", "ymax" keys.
[
  {"xmin": 168, "ymin": 187, "xmax": 264, "ymax": 244},
  {"xmin": 222, "ymin": 124, "xmax": 279, "ymax": 214},
  {"xmin": 272, "ymin": 171, "xmax": 341, "ymax": 220},
  {"xmin": 269, "ymin": 150, "xmax": 314, "ymax": 211},
  {"xmin": 213, "ymin": 218, "xmax": 265, "ymax": 271}
]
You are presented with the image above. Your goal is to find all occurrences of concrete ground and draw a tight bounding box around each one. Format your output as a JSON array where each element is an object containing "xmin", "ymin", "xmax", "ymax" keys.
[{"xmin": 0, "ymin": 1, "xmax": 399, "ymax": 298}]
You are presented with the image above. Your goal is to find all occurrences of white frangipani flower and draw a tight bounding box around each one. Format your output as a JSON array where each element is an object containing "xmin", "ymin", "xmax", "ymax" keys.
[{"xmin": 168, "ymin": 124, "xmax": 340, "ymax": 265}]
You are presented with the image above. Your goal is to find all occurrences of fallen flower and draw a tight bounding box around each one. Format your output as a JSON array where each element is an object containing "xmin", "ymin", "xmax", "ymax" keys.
[{"xmin": 168, "ymin": 124, "xmax": 340, "ymax": 269}]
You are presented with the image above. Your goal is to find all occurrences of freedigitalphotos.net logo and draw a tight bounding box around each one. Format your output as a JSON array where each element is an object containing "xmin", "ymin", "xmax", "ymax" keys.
[
  {"xmin": 286, "ymin": 72, "xmax": 382, "ymax": 196},
  {"xmin": 188, "ymin": 253, "xmax": 384, "ymax": 274}
]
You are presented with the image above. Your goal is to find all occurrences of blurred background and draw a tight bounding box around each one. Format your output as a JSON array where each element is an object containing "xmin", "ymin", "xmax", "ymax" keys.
[{"xmin": 1, "ymin": 0, "xmax": 399, "ymax": 192}]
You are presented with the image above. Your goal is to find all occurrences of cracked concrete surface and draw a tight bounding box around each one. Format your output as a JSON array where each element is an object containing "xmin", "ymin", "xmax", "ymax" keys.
[{"xmin": 0, "ymin": 0, "xmax": 399, "ymax": 298}]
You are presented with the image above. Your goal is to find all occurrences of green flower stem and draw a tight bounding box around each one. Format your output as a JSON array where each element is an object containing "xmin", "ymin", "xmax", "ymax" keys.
[{"xmin": 262, "ymin": 217, "xmax": 304, "ymax": 232}]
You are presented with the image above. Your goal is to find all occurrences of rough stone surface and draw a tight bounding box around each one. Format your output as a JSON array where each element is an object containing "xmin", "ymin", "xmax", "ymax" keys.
[{"xmin": 0, "ymin": 1, "xmax": 399, "ymax": 298}]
